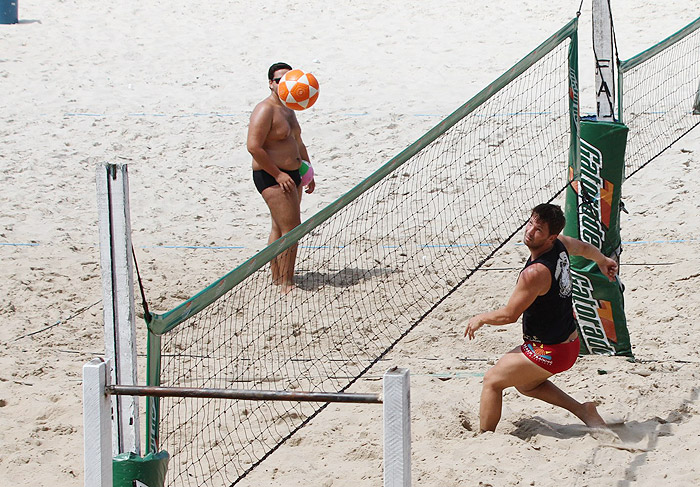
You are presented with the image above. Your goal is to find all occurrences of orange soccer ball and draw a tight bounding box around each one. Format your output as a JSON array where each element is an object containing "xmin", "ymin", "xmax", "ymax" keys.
[{"xmin": 278, "ymin": 69, "xmax": 320, "ymax": 110}]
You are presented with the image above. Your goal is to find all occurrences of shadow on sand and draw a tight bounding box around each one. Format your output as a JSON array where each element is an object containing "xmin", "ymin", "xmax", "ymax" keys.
[
  {"xmin": 509, "ymin": 386, "xmax": 699, "ymax": 486},
  {"xmin": 295, "ymin": 266, "xmax": 396, "ymax": 291}
]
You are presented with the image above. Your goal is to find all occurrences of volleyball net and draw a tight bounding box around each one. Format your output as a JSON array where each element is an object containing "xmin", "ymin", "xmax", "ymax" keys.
[
  {"xmin": 142, "ymin": 19, "xmax": 579, "ymax": 486},
  {"xmin": 618, "ymin": 16, "xmax": 700, "ymax": 178}
]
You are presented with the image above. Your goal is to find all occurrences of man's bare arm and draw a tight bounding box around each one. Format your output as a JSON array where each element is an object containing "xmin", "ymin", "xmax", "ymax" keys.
[
  {"xmin": 295, "ymin": 129, "xmax": 310, "ymax": 163},
  {"xmin": 293, "ymin": 121, "xmax": 315, "ymax": 194},
  {"xmin": 464, "ymin": 264, "xmax": 550, "ymax": 339},
  {"xmin": 557, "ymin": 234, "xmax": 618, "ymax": 281}
]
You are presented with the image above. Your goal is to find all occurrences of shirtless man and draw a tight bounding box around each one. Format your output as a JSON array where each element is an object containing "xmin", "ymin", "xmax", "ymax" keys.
[
  {"xmin": 247, "ymin": 62, "xmax": 315, "ymax": 293},
  {"xmin": 464, "ymin": 203, "xmax": 615, "ymax": 432}
]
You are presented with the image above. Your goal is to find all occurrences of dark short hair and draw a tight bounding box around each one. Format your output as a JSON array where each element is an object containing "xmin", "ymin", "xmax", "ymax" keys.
[
  {"xmin": 268, "ymin": 62, "xmax": 292, "ymax": 80},
  {"xmin": 531, "ymin": 203, "xmax": 566, "ymax": 236}
]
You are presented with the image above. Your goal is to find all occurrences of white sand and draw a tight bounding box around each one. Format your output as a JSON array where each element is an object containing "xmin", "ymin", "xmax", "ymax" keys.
[{"xmin": 1, "ymin": 1, "xmax": 699, "ymax": 485}]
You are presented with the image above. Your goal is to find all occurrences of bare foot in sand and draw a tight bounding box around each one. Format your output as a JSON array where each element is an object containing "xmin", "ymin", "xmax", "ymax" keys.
[
  {"xmin": 579, "ymin": 401, "xmax": 607, "ymax": 429},
  {"xmin": 272, "ymin": 277, "xmax": 296, "ymax": 295},
  {"xmin": 280, "ymin": 282, "xmax": 296, "ymax": 294}
]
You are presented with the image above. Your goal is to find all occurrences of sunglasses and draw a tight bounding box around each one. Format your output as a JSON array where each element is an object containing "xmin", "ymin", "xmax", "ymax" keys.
[{"xmin": 272, "ymin": 77, "xmax": 282, "ymax": 83}]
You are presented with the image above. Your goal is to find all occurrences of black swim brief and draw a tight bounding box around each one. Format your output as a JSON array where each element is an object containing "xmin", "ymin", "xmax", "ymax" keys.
[{"xmin": 253, "ymin": 168, "xmax": 302, "ymax": 194}]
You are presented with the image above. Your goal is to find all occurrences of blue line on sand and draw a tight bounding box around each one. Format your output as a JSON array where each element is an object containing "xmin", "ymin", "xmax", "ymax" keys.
[{"xmin": 0, "ymin": 242, "xmax": 40, "ymax": 247}]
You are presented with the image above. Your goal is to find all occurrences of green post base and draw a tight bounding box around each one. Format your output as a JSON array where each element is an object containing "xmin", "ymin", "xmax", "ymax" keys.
[{"xmin": 113, "ymin": 451, "xmax": 170, "ymax": 487}]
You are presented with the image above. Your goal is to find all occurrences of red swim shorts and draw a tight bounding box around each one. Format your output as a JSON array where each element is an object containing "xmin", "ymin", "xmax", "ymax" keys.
[{"xmin": 521, "ymin": 337, "xmax": 580, "ymax": 374}]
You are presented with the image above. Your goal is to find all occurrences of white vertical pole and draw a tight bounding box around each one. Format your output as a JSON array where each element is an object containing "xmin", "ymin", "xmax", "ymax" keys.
[
  {"xmin": 96, "ymin": 162, "xmax": 141, "ymax": 455},
  {"xmin": 383, "ymin": 367, "xmax": 411, "ymax": 487},
  {"xmin": 83, "ymin": 358, "xmax": 113, "ymax": 487},
  {"xmin": 593, "ymin": 0, "xmax": 616, "ymax": 121},
  {"xmin": 693, "ymin": 80, "xmax": 700, "ymax": 115}
]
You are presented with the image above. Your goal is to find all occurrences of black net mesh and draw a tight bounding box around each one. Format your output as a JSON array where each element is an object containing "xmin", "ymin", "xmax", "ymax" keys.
[{"xmin": 621, "ymin": 25, "xmax": 700, "ymax": 178}]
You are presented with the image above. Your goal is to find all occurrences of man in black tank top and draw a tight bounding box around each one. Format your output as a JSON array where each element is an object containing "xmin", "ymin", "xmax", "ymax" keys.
[
  {"xmin": 463, "ymin": 204, "xmax": 618, "ymax": 433},
  {"xmin": 521, "ymin": 238, "xmax": 577, "ymax": 345}
]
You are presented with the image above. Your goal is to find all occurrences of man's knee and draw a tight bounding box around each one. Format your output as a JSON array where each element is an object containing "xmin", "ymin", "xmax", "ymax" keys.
[{"xmin": 482, "ymin": 367, "xmax": 509, "ymax": 392}]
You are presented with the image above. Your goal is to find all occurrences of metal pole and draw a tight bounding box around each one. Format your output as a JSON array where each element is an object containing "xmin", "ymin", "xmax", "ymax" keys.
[
  {"xmin": 593, "ymin": 0, "xmax": 616, "ymax": 120},
  {"xmin": 107, "ymin": 384, "xmax": 382, "ymax": 404},
  {"xmin": 96, "ymin": 163, "xmax": 141, "ymax": 455}
]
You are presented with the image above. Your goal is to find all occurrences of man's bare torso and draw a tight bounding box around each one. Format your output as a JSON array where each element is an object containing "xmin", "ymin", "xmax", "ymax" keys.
[{"xmin": 251, "ymin": 98, "xmax": 302, "ymax": 172}]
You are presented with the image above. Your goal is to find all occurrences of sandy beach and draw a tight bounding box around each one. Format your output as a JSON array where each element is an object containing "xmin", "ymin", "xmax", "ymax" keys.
[{"xmin": 1, "ymin": 1, "xmax": 699, "ymax": 485}]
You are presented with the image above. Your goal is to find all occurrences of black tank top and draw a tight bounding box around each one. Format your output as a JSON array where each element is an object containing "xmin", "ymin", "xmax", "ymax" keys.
[{"xmin": 521, "ymin": 238, "xmax": 576, "ymax": 344}]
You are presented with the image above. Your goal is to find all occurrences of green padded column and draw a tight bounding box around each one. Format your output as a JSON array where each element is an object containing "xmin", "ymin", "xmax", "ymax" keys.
[{"xmin": 564, "ymin": 119, "xmax": 632, "ymax": 357}]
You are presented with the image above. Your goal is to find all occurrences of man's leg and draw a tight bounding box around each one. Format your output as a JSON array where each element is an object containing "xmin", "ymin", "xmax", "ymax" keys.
[
  {"xmin": 480, "ymin": 346, "xmax": 607, "ymax": 431},
  {"xmin": 479, "ymin": 346, "xmax": 552, "ymax": 432},
  {"xmin": 262, "ymin": 185, "xmax": 301, "ymax": 292},
  {"xmin": 267, "ymin": 218, "xmax": 282, "ymax": 282},
  {"xmin": 516, "ymin": 380, "xmax": 606, "ymax": 428}
]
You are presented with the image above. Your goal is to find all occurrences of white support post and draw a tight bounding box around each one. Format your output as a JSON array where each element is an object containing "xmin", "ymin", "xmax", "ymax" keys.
[
  {"xmin": 83, "ymin": 358, "xmax": 113, "ymax": 487},
  {"xmin": 383, "ymin": 367, "xmax": 411, "ymax": 487},
  {"xmin": 96, "ymin": 163, "xmax": 141, "ymax": 456},
  {"xmin": 693, "ymin": 80, "xmax": 700, "ymax": 115},
  {"xmin": 593, "ymin": 0, "xmax": 616, "ymax": 120}
]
